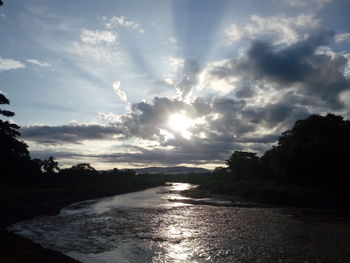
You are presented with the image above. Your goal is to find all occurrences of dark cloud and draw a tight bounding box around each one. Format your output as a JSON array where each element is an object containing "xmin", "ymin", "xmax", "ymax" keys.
[
  {"xmin": 238, "ymin": 31, "xmax": 350, "ymax": 109},
  {"xmin": 21, "ymin": 124, "xmax": 124, "ymax": 144},
  {"xmin": 245, "ymin": 31, "xmax": 334, "ymax": 83},
  {"xmin": 175, "ymin": 75, "xmax": 193, "ymax": 100},
  {"xmin": 235, "ymin": 84, "xmax": 255, "ymax": 98},
  {"xmin": 174, "ymin": 59, "xmax": 202, "ymax": 100},
  {"xmin": 243, "ymin": 100, "xmax": 309, "ymax": 127}
]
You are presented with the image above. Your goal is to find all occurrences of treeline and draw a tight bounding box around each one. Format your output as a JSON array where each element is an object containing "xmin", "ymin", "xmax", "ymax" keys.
[
  {"xmin": 206, "ymin": 113, "xmax": 350, "ymax": 208},
  {"xmin": 2, "ymin": 93, "xmax": 350, "ymax": 208},
  {"xmin": 33, "ymin": 158, "xmax": 137, "ymax": 177},
  {"xmin": 223, "ymin": 113, "xmax": 350, "ymax": 186}
]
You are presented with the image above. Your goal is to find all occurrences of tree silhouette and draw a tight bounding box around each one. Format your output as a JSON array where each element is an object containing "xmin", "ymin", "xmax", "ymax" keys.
[
  {"xmin": 35, "ymin": 156, "xmax": 60, "ymax": 175},
  {"xmin": 0, "ymin": 94, "xmax": 37, "ymax": 179},
  {"xmin": 71, "ymin": 163, "xmax": 96, "ymax": 171},
  {"xmin": 226, "ymin": 151, "xmax": 260, "ymax": 179},
  {"xmin": 60, "ymin": 163, "xmax": 99, "ymax": 176},
  {"xmin": 261, "ymin": 114, "xmax": 350, "ymax": 185}
]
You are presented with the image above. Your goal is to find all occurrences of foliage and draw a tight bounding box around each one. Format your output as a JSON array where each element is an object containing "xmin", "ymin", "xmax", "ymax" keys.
[
  {"xmin": 100, "ymin": 168, "xmax": 136, "ymax": 176},
  {"xmin": 59, "ymin": 163, "xmax": 99, "ymax": 176},
  {"xmin": 33, "ymin": 156, "xmax": 60, "ymax": 175},
  {"xmin": 0, "ymin": 94, "xmax": 40, "ymax": 179},
  {"xmin": 225, "ymin": 151, "xmax": 260, "ymax": 179},
  {"xmin": 212, "ymin": 166, "xmax": 229, "ymax": 176},
  {"xmin": 261, "ymin": 114, "xmax": 350, "ymax": 185}
]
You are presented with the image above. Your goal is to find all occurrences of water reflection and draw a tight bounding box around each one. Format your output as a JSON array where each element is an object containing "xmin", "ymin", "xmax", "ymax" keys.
[
  {"xmin": 162, "ymin": 226, "xmax": 193, "ymax": 262},
  {"xmin": 167, "ymin": 182, "xmax": 197, "ymax": 191},
  {"xmin": 8, "ymin": 183, "xmax": 350, "ymax": 263}
]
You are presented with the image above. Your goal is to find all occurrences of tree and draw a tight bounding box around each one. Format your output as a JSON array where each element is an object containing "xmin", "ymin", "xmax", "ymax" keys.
[
  {"xmin": 213, "ymin": 166, "xmax": 229, "ymax": 175},
  {"xmin": 39, "ymin": 156, "xmax": 60, "ymax": 175},
  {"xmin": 0, "ymin": 94, "xmax": 37, "ymax": 179},
  {"xmin": 261, "ymin": 114, "xmax": 350, "ymax": 185},
  {"xmin": 71, "ymin": 163, "xmax": 96, "ymax": 171},
  {"xmin": 225, "ymin": 151, "xmax": 260, "ymax": 179},
  {"xmin": 59, "ymin": 163, "xmax": 98, "ymax": 176}
]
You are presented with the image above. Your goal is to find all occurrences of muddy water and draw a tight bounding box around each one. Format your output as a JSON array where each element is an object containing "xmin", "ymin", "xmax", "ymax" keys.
[{"xmin": 9, "ymin": 183, "xmax": 350, "ymax": 262}]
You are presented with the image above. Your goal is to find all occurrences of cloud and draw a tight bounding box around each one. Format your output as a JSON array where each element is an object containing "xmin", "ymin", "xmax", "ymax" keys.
[
  {"xmin": 197, "ymin": 59, "xmax": 240, "ymax": 95},
  {"xmin": 21, "ymin": 124, "xmax": 124, "ymax": 144},
  {"xmin": 206, "ymin": 31, "xmax": 349, "ymax": 110},
  {"xmin": 112, "ymin": 81, "xmax": 128, "ymax": 102},
  {"xmin": 24, "ymin": 94, "xmax": 309, "ymax": 167},
  {"xmin": 99, "ymin": 112, "xmax": 121, "ymax": 123},
  {"xmin": 224, "ymin": 24, "xmax": 243, "ymax": 44},
  {"xmin": 0, "ymin": 57, "xmax": 26, "ymax": 71},
  {"xmin": 80, "ymin": 29, "xmax": 117, "ymax": 44},
  {"xmin": 175, "ymin": 75, "xmax": 193, "ymax": 101},
  {"xmin": 105, "ymin": 16, "xmax": 144, "ymax": 33},
  {"xmin": 240, "ymin": 32, "xmax": 349, "ymax": 109},
  {"xmin": 282, "ymin": 0, "xmax": 333, "ymax": 9},
  {"xmin": 335, "ymin": 33, "xmax": 350, "ymax": 43},
  {"xmin": 225, "ymin": 14, "xmax": 321, "ymax": 45},
  {"xmin": 26, "ymin": 59, "xmax": 52, "ymax": 68},
  {"xmin": 68, "ymin": 41, "xmax": 119, "ymax": 62},
  {"xmin": 166, "ymin": 56, "xmax": 184, "ymax": 71}
]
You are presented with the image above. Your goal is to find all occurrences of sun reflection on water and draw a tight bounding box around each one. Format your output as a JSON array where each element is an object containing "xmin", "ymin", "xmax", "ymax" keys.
[{"xmin": 168, "ymin": 182, "xmax": 197, "ymax": 191}]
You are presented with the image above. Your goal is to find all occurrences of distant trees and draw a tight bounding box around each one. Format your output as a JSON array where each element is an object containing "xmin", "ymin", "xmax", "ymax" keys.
[
  {"xmin": 100, "ymin": 168, "xmax": 136, "ymax": 176},
  {"xmin": 58, "ymin": 163, "xmax": 136, "ymax": 177},
  {"xmin": 59, "ymin": 163, "xmax": 98, "ymax": 176}
]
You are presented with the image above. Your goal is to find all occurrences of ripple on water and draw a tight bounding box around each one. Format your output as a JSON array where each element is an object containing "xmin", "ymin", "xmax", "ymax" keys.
[{"xmin": 8, "ymin": 183, "xmax": 350, "ymax": 263}]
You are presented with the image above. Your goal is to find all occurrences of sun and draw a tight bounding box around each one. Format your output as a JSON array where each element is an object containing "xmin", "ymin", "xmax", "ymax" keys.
[{"xmin": 168, "ymin": 113, "xmax": 193, "ymax": 139}]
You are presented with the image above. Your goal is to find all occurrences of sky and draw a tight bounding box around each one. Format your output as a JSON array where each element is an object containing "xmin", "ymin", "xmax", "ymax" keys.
[{"xmin": 1, "ymin": 0, "xmax": 350, "ymax": 170}]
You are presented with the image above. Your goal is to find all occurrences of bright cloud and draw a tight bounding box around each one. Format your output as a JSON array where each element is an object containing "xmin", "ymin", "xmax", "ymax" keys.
[
  {"xmin": 26, "ymin": 59, "xmax": 52, "ymax": 68},
  {"xmin": 112, "ymin": 81, "xmax": 128, "ymax": 102},
  {"xmin": 0, "ymin": 57, "xmax": 25, "ymax": 71},
  {"xmin": 80, "ymin": 29, "xmax": 117, "ymax": 44},
  {"xmin": 68, "ymin": 42, "xmax": 117, "ymax": 62},
  {"xmin": 225, "ymin": 14, "xmax": 321, "ymax": 45},
  {"xmin": 335, "ymin": 33, "xmax": 350, "ymax": 43},
  {"xmin": 166, "ymin": 56, "xmax": 185, "ymax": 71},
  {"xmin": 105, "ymin": 16, "xmax": 144, "ymax": 33}
]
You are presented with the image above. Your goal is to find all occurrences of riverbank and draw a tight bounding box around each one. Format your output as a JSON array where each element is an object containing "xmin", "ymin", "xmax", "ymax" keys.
[
  {"xmin": 178, "ymin": 174, "xmax": 350, "ymax": 210},
  {"xmin": 0, "ymin": 175, "xmax": 168, "ymax": 263},
  {"xmin": 2, "ymin": 175, "xmax": 348, "ymax": 262}
]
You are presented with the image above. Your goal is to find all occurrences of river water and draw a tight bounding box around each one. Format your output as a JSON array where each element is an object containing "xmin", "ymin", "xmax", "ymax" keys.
[{"xmin": 9, "ymin": 183, "xmax": 350, "ymax": 262}]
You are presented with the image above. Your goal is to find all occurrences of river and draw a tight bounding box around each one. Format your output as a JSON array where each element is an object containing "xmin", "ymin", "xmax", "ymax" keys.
[{"xmin": 8, "ymin": 183, "xmax": 350, "ymax": 262}]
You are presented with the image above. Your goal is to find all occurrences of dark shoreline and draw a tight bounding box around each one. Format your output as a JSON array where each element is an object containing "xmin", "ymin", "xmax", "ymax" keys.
[{"xmin": 0, "ymin": 176, "xmax": 168, "ymax": 263}]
